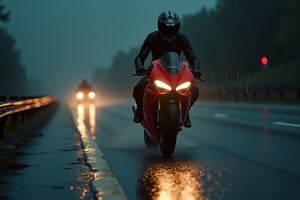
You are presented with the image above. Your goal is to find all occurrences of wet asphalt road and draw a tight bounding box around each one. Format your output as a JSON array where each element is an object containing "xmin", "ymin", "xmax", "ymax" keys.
[
  {"xmin": 0, "ymin": 107, "xmax": 94, "ymax": 200},
  {"xmin": 83, "ymin": 99, "xmax": 300, "ymax": 200}
]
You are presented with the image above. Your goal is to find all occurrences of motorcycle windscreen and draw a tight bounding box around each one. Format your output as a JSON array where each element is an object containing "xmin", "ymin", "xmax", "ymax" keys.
[{"xmin": 159, "ymin": 52, "xmax": 182, "ymax": 75}]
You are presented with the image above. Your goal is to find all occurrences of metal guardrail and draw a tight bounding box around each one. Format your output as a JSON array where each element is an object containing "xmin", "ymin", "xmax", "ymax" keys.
[
  {"xmin": 0, "ymin": 96, "xmax": 58, "ymax": 138},
  {"xmin": 199, "ymin": 81, "xmax": 300, "ymax": 101},
  {"xmin": 224, "ymin": 81, "xmax": 300, "ymax": 100}
]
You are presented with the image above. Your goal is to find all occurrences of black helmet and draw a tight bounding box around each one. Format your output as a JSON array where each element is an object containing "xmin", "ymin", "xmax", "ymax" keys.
[{"xmin": 157, "ymin": 10, "xmax": 180, "ymax": 37}]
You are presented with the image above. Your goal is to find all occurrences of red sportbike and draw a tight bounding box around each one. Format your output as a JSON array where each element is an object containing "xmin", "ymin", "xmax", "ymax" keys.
[{"xmin": 133, "ymin": 52, "xmax": 202, "ymax": 156}]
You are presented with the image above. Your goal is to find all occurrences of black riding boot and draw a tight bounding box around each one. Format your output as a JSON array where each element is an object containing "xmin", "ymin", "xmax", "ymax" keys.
[
  {"xmin": 134, "ymin": 106, "xmax": 143, "ymax": 123},
  {"xmin": 183, "ymin": 113, "xmax": 192, "ymax": 128},
  {"xmin": 133, "ymin": 76, "xmax": 148, "ymax": 123}
]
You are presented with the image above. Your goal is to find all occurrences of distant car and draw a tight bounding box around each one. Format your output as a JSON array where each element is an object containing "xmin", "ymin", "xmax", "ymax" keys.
[{"xmin": 75, "ymin": 80, "xmax": 96, "ymax": 103}]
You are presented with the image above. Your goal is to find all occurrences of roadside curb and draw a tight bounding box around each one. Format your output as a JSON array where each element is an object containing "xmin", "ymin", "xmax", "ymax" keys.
[{"xmin": 68, "ymin": 105, "xmax": 127, "ymax": 200}]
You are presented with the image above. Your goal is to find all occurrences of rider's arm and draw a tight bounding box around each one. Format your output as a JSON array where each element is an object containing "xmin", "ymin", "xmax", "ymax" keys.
[
  {"xmin": 180, "ymin": 34, "xmax": 200, "ymax": 69},
  {"xmin": 180, "ymin": 34, "xmax": 201, "ymax": 78},
  {"xmin": 134, "ymin": 32, "xmax": 156, "ymax": 68}
]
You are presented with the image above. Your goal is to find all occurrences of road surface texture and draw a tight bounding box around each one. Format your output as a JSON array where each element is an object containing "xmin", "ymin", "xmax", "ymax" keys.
[
  {"xmin": 1, "ymin": 99, "xmax": 300, "ymax": 200},
  {"xmin": 91, "ymin": 99, "xmax": 300, "ymax": 200},
  {"xmin": 0, "ymin": 106, "xmax": 94, "ymax": 199}
]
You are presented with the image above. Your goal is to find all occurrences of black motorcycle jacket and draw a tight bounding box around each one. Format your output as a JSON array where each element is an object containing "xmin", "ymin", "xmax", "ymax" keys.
[{"xmin": 135, "ymin": 31, "xmax": 200, "ymax": 72}]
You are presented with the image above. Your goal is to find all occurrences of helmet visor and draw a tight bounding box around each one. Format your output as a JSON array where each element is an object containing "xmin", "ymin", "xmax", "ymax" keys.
[{"xmin": 159, "ymin": 24, "xmax": 179, "ymax": 36}]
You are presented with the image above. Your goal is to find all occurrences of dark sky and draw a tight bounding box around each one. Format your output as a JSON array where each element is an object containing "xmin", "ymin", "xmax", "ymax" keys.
[{"xmin": 3, "ymin": 0, "xmax": 216, "ymax": 96}]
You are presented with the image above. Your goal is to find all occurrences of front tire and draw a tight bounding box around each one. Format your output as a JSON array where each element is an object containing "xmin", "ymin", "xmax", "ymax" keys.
[{"xmin": 160, "ymin": 104, "xmax": 179, "ymax": 156}]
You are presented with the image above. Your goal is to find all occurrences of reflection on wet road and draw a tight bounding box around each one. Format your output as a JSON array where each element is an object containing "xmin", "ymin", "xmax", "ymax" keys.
[
  {"xmin": 88, "ymin": 103, "xmax": 96, "ymax": 135},
  {"xmin": 76, "ymin": 103, "xmax": 96, "ymax": 137},
  {"xmin": 75, "ymin": 103, "xmax": 96, "ymax": 200},
  {"xmin": 74, "ymin": 102, "xmax": 126, "ymax": 199},
  {"xmin": 142, "ymin": 161, "xmax": 204, "ymax": 200},
  {"xmin": 78, "ymin": 99, "xmax": 300, "ymax": 199}
]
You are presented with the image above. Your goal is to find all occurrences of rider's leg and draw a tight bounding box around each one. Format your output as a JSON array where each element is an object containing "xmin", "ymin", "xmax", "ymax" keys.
[
  {"xmin": 183, "ymin": 86, "xmax": 199, "ymax": 128},
  {"xmin": 132, "ymin": 76, "xmax": 148, "ymax": 123}
]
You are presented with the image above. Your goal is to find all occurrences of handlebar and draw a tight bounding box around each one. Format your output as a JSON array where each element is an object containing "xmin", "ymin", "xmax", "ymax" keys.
[
  {"xmin": 133, "ymin": 68, "xmax": 205, "ymax": 82},
  {"xmin": 133, "ymin": 72, "xmax": 148, "ymax": 76},
  {"xmin": 133, "ymin": 68, "xmax": 152, "ymax": 76},
  {"xmin": 196, "ymin": 77, "xmax": 205, "ymax": 82}
]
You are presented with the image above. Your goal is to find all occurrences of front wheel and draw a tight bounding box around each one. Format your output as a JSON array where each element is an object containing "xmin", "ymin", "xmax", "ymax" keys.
[{"xmin": 160, "ymin": 104, "xmax": 179, "ymax": 156}]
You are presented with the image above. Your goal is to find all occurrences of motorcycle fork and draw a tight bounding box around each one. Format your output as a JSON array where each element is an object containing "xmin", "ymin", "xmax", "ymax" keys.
[
  {"xmin": 156, "ymin": 97, "xmax": 183, "ymax": 127},
  {"xmin": 156, "ymin": 97, "xmax": 161, "ymax": 128},
  {"xmin": 178, "ymin": 100, "xmax": 182, "ymax": 125}
]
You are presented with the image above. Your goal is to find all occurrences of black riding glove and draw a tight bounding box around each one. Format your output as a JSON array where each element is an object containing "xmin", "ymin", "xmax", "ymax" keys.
[
  {"xmin": 193, "ymin": 69, "xmax": 202, "ymax": 79},
  {"xmin": 190, "ymin": 58, "xmax": 201, "ymax": 79},
  {"xmin": 135, "ymin": 66, "xmax": 146, "ymax": 74}
]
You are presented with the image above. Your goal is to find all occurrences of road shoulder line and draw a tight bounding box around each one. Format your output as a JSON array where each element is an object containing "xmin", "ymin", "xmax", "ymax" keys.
[{"xmin": 68, "ymin": 105, "xmax": 127, "ymax": 200}]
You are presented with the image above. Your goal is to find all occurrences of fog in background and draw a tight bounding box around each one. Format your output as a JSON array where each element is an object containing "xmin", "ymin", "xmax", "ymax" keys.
[
  {"xmin": 1, "ymin": 0, "xmax": 216, "ymax": 99},
  {"xmin": 2, "ymin": 0, "xmax": 299, "ymax": 102}
]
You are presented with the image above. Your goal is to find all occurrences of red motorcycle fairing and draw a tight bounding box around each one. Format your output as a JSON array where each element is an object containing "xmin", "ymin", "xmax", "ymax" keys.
[{"xmin": 142, "ymin": 52, "xmax": 195, "ymax": 143}]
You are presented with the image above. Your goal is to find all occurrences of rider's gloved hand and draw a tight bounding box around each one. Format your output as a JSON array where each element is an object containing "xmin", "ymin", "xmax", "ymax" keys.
[
  {"xmin": 135, "ymin": 66, "xmax": 146, "ymax": 75},
  {"xmin": 193, "ymin": 69, "xmax": 202, "ymax": 79}
]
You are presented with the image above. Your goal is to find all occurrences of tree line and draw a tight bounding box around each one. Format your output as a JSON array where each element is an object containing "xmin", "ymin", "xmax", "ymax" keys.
[
  {"xmin": 182, "ymin": 0, "xmax": 300, "ymax": 83},
  {"xmin": 92, "ymin": 0, "xmax": 300, "ymax": 96},
  {"xmin": 1, "ymin": 1, "xmax": 299, "ymax": 96},
  {"xmin": 0, "ymin": 2, "xmax": 26, "ymax": 95},
  {"xmin": 0, "ymin": 2, "xmax": 41, "ymax": 95}
]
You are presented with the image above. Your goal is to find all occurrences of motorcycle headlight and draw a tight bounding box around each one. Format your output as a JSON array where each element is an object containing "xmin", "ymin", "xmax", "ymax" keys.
[
  {"xmin": 76, "ymin": 92, "xmax": 84, "ymax": 100},
  {"xmin": 176, "ymin": 82, "xmax": 191, "ymax": 92},
  {"xmin": 88, "ymin": 91, "xmax": 95, "ymax": 99},
  {"xmin": 154, "ymin": 80, "xmax": 171, "ymax": 91}
]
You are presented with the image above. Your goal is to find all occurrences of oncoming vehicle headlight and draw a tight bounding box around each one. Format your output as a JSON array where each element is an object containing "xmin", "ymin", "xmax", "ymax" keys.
[
  {"xmin": 88, "ymin": 91, "xmax": 95, "ymax": 99},
  {"xmin": 176, "ymin": 82, "xmax": 191, "ymax": 92},
  {"xmin": 154, "ymin": 80, "xmax": 171, "ymax": 91},
  {"xmin": 76, "ymin": 92, "xmax": 84, "ymax": 100}
]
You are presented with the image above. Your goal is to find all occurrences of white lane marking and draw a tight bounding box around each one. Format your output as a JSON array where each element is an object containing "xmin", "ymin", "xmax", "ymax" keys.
[
  {"xmin": 273, "ymin": 121, "xmax": 300, "ymax": 128},
  {"xmin": 69, "ymin": 105, "xmax": 127, "ymax": 199},
  {"xmin": 213, "ymin": 113, "xmax": 228, "ymax": 119}
]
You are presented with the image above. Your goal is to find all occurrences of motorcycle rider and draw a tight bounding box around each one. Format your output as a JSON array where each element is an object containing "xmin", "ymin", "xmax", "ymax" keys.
[
  {"xmin": 78, "ymin": 79, "xmax": 92, "ymax": 91},
  {"xmin": 133, "ymin": 10, "xmax": 202, "ymax": 128}
]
